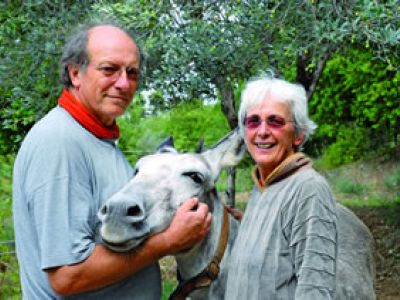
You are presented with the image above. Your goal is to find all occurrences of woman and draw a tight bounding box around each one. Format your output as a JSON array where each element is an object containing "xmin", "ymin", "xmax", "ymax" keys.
[{"xmin": 225, "ymin": 74, "xmax": 337, "ymax": 299}]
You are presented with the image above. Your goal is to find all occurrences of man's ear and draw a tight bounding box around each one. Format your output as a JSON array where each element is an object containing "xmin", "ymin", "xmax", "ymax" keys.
[{"xmin": 68, "ymin": 64, "xmax": 81, "ymax": 88}]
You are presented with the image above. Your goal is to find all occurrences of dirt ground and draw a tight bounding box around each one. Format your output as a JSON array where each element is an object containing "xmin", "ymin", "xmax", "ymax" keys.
[{"xmin": 351, "ymin": 207, "xmax": 400, "ymax": 300}]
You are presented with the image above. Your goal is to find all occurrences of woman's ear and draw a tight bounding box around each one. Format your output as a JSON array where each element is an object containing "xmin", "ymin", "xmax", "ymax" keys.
[
  {"xmin": 293, "ymin": 132, "xmax": 305, "ymax": 148},
  {"xmin": 68, "ymin": 65, "xmax": 81, "ymax": 88}
]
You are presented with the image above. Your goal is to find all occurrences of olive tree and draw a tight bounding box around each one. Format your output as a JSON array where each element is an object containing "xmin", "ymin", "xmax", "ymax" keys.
[
  {"xmin": 94, "ymin": 0, "xmax": 400, "ymax": 118},
  {"xmin": 0, "ymin": 1, "xmax": 95, "ymax": 153}
]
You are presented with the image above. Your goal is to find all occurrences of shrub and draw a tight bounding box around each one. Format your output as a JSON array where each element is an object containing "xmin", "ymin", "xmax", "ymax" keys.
[
  {"xmin": 118, "ymin": 100, "xmax": 230, "ymax": 163},
  {"xmin": 384, "ymin": 167, "xmax": 400, "ymax": 192},
  {"xmin": 316, "ymin": 126, "xmax": 370, "ymax": 168},
  {"xmin": 334, "ymin": 178, "xmax": 369, "ymax": 195},
  {"xmin": 0, "ymin": 155, "xmax": 20, "ymax": 298}
]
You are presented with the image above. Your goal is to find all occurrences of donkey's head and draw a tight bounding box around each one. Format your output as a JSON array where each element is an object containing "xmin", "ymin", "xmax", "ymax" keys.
[{"xmin": 98, "ymin": 129, "xmax": 245, "ymax": 252}]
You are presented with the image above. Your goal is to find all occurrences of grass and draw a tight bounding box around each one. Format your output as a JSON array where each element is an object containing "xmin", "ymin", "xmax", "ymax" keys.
[
  {"xmin": 162, "ymin": 277, "xmax": 178, "ymax": 300},
  {"xmin": 384, "ymin": 167, "xmax": 400, "ymax": 191},
  {"xmin": 317, "ymin": 158, "xmax": 400, "ymax": 206},
  {"xmin": 216, "ymin": 164, "xmax": 254, "ymax": 193}
]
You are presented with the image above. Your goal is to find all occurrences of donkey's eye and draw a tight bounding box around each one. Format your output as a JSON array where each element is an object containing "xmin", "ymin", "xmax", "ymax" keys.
[
  {"xmin": 183, "ymin": 172, "xmax": 204, "ymax": 185},
  {"xmin": 133, "ymin": 168, "xmax": 139, "ymax": 177}
]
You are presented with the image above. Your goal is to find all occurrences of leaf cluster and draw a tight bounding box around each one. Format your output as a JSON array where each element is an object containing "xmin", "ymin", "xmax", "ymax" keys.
[
  {"xmin": 118, "ymin": 99, "xmax": 230, "ymax": 163},
  {"xmin": 308, "ymin": 48, "xmax": 400, "ymax": 166},
  {"xmin": 0, "ymin": 1, "xmax": 95, "ymax": 153}
]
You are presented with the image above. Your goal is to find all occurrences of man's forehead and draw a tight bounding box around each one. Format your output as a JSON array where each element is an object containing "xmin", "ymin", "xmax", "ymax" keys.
[
  {"xmin": 87, "ymin": 25, "xmax": 139, "ymax": 64},
  {"xmin": 88, "ymin": 25, "xmax": 132, "ymax": 40}
]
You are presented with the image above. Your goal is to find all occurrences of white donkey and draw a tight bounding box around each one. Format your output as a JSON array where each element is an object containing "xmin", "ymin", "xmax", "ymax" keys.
[{"xmin": 98, "ymin": 129, "xmax": 376, "ymax": 300}]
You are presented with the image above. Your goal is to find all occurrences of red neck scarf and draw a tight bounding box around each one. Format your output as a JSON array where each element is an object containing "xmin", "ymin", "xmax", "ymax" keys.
[{"xmin": 58, "ymin": 89, "xmax": 120, "ymax": 139}]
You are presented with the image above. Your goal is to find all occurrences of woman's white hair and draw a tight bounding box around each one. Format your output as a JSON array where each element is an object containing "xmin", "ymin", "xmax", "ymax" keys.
[{"xmin": 238, "ymin": 72, "xmax": 317, "ymax": 150}]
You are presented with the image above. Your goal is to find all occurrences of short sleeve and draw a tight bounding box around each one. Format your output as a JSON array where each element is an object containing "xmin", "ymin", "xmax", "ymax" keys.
[
  {"xmin": 24, "ymin": 136, "xmax": 97, "ymax": 270},
  {"xmin": 31, "ymin": 177, "xmax": 96, "ymax": 269}
]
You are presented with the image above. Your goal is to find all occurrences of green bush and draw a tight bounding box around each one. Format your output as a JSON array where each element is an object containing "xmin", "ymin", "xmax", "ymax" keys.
[
  {"xmin": 118, "ymin": 100, "xmax": 230, "ymax": 164},
  {"xmin": 316, "ymin": 126, "xmax": 370, "ymax": 169},
  {"xmin": 334, "ymin": 178, "xmax": 369, "ymax": 196},
  {"xmin": 0, "ymin": 155, "xmax": 21, "ymax": 298},
  {"xmin": 217, "ymin": 162, "xmax": 254, "ymax": 193},
  {"xmin": 0, "ymin": 2, "xmax": 94, "ymax": 154},
  {"xmin": 308, "ymin": 48, "xmax": 399, "ymax": 163},
  {"xmin": 161, "ymin": 280, "xmax": 178, "ymax": 300},
  {"xmin": 384, "ymin": 167, "xmax": 400, "ymax": 192}
]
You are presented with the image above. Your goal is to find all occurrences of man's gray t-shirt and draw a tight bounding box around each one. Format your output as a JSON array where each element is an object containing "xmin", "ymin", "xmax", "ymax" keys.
[{"xmin": 13, "ymin": 106, "xmax": 161, "ymax": 299}]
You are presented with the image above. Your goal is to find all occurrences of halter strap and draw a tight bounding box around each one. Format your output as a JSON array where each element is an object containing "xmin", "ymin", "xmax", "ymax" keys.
[{"xmin": 169, "ymin": 207, "xmax": 230, "ymax": 300}]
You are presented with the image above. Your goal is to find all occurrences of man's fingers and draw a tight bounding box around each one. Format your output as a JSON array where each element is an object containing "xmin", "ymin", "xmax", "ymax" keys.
[
  {"xmin": 205, "ymin": 212, "xmax": 212, "ymax": 230},
  {"xmin": 195, "ymin": 202, "xmax": 209, "ymax": 215},
  {"xmin": 179, "ymin": 197, "xmax": 199, "ymax": 211}
]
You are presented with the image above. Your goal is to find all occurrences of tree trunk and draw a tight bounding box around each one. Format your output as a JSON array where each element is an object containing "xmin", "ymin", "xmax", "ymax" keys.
[
  {"xmin": 215, "ymin": 76, "xmax": 238, "ymax": 129},
  {"xmin": 215, "ymin": 76, "xmax": 238, "ymax": 207},
  {"xmin": 225, "ymin": 167, "xmax": 236, "ymax": 207},
  {"xmin": 296, "ymin": 50, "xmax": 331, "ymax": 101}
]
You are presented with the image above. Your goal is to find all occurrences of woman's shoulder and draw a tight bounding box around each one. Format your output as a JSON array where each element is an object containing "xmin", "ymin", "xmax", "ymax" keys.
[
  {"xmin": 285, "ymin": 167, "xmax": 336, "ymax": 208},
  {"xmin": 291, "ymin": 167, "xmax": 330, "ymax": 190}
]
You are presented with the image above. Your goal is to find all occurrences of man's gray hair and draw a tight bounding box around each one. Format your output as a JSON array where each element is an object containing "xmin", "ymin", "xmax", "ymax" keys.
[
  {"xmin": 60, "ymin": 20, "xmax": 142, "ymax": 88},
  {"xmin": 238, "ymin": 72, "xmax": 317, "ymax": 150}
]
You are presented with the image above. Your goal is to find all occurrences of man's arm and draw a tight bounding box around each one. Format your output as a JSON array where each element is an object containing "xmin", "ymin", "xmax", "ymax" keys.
[{"xmin": 47, "ymin": 198, "xmax": 211, "ymax": 296}]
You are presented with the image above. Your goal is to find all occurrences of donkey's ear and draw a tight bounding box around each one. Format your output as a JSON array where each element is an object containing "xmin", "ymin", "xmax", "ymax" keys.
[
  {"xmin": 156, "ymin": 136, "xmax": 178, "ymax": 154},
  {"xmin": 195, "ymin": 137, "xmax": 205, "ymax": 153},
  {"xmin": 201, "ymin": 128, "xmax": 246, "ymax": 181}
]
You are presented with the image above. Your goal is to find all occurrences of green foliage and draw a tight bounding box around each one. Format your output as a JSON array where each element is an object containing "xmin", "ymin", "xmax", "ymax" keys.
[
  {"xmin": 334, "ymin": 178, "xmax": 369, "ymax": 196},
  {"xmin": 339, "ymin": 196, "xmax": 395, "ymax": 208},
  {"xmin": 92, "ymin": 1, "xmax": 272, "ymax": 121},
  {"xmin": 0, "ymin": 155, "xmax": 20, "ymax": 298},
  {"xmin": 384, "ymin": 167, "xmax": 400, "ymax": 192},
  {"xmin": 217, "ymin": 161, "xmax": 254, "ymax": 193},
  {"xmin": 1, "ymin": 1, "xmax": 400, "ymax": 156},
  {"xmin": 161, "ymin": 280, "xmax": 178, "ymax": 300},
  {"xmin": 0, "ymin": 1, "xmax": 95, "ymax": 153},
  {"xmin": 118, "ymin": 100, "xmax": 230, "ymax": 163},
  {"xmin": 315, "ymin": 126, "xmax": 371, "ymax": 168},
  {"xmin": 308, "ymin": 49, "xmax": 400, "ymax": 165}
]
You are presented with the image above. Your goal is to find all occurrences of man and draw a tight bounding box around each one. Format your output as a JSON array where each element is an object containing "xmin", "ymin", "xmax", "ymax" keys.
[{"xmin": 13, "ymin": 22, "xmax": 211, "ymax": 299}]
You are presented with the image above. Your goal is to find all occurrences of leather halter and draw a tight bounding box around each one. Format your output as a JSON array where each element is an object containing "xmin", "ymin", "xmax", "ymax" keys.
[{"xmin": 169, "ymin": 207, "xmax": 230, "ymax": 300}]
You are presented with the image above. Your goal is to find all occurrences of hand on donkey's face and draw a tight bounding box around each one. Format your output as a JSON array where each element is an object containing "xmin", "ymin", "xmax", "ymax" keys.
[{"xmin": 162, "ymin": 197, "xmax": 212, "ymax": 254}]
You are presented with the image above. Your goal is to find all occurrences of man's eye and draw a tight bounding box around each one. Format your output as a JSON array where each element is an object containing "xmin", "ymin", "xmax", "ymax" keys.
[
  {"xmin": 99, "ymin": 66, "xmax": 118, "ymax": 75},
  {"xmin": 127, "ymin": 68, "xmax": 139, "ymax": 80}
]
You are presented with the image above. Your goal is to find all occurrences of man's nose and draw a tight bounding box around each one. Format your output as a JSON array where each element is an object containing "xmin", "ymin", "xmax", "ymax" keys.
[{"xmin": 114, "ymin": 70, "xmax": 131, "ymax": 90}]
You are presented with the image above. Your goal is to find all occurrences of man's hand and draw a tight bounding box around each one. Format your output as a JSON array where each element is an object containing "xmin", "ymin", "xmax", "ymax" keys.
[{"xmin": 162, "ymin": 198, "xmax": 212, "ymax": 255}]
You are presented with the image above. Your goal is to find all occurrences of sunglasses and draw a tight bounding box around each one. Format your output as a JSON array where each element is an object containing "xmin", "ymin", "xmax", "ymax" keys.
[{"xmin": 244, "ymin": 114, "xmax": 293, "ymax": 130}]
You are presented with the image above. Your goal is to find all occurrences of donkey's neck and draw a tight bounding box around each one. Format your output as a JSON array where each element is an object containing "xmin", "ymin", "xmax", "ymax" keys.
[{"xmin": 175, "ymin": 191, "xmax": 225, "ymax": 279}]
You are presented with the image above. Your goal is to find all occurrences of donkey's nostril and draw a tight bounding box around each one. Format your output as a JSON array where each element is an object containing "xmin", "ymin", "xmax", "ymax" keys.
[
  {"xmin": 132, "ymin": 222, "xmax": 143, "ymax": 230},
  {"xmin": 101, "ymin": 205, "xmax": 108, "ymax": 215},
  {"xmin": 127, "ymin": 205, "xmax": 142, "ymax": 217}
]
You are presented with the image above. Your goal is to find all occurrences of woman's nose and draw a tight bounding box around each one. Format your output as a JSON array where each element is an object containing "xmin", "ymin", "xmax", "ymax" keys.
[{"xmin": 257, "ymin": 120, "xmax": 271, "ymax": 136}]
